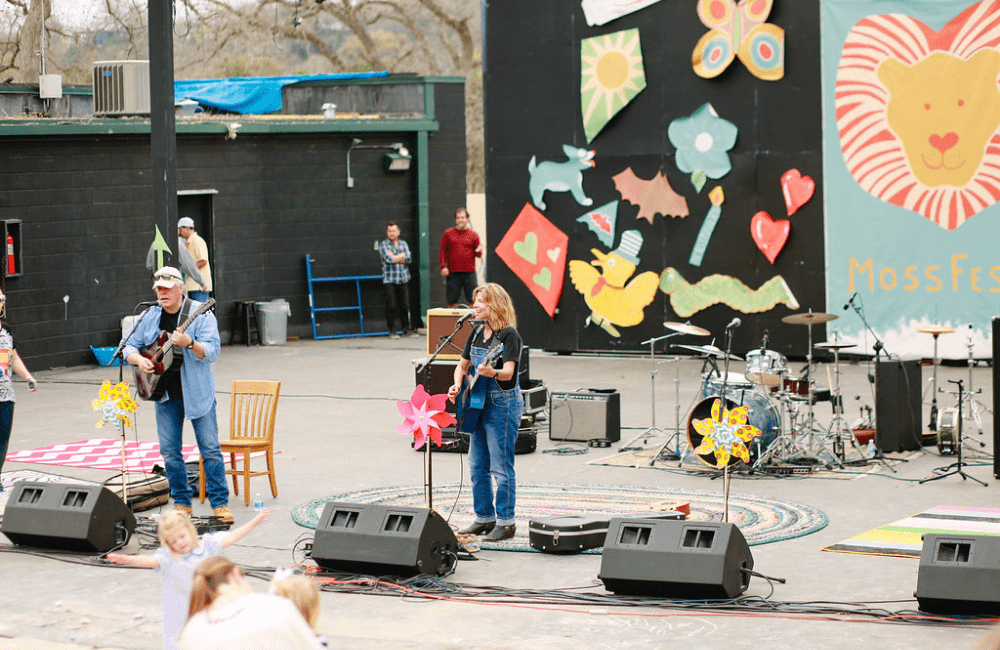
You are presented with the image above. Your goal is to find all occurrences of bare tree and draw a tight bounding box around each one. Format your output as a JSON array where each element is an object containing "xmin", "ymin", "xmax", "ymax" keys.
[{"xmin": 2, "ymin": 0, "xmax": 52, "ymax": 82}]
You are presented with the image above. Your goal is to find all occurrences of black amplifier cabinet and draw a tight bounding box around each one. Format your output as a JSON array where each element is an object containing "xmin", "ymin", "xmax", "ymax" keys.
[{"xmin": 549, "ymin": 389, "xmax": 620, "ymax": 442}]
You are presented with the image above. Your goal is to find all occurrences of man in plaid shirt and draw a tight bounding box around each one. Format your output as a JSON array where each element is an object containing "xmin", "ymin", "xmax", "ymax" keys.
[{"xmin": 379, "ymin": 222, "xmax": 415, "ymax": 338}]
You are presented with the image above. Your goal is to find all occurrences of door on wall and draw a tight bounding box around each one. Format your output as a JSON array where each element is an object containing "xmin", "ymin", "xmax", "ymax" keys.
[{"xmin": 177, "ymin": 190, "xmax": 217, "ymax": 298}]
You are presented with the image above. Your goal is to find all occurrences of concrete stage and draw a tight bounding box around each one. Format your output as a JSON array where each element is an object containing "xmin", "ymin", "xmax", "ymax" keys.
[{"xmin": 0, "ymin": 335, "xmax": 996, "ymax": 649}]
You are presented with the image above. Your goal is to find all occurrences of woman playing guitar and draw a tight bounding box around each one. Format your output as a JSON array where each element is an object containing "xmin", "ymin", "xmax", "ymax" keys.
[{"xmin": 447, "ymin": 283, "xmax": 523, "ymax": 542}]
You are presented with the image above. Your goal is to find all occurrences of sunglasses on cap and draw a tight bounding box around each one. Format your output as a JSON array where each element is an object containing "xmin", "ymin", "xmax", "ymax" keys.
[{"xmin": 153, "ymin": 273, "xmax": 180, "ymax": 281}]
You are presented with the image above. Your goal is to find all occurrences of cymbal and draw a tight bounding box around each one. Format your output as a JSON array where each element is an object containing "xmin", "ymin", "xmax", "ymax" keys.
[
  {"xmin": 917, "ymin": 325, "xmax": 955, "ymax": 335},
  {"xmin": 815, "ymin": 341, "xmax": 857, "ymax": 350},
  {"xmin": 664, "ymin": 321, "xmax": 711, "ymax": 337},
  {"xmin": 674, "ymin": 344, "xmax": 743, "ymax": 361},
  {"xmin": 782, "ymin": 311, "xmax": 838, "ymax": 325}
]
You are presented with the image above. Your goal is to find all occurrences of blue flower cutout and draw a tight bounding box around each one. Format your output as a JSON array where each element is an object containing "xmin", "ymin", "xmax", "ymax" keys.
[{"xmin": 668, "ymin": 103, "xmax": 738, "ymax": 192}]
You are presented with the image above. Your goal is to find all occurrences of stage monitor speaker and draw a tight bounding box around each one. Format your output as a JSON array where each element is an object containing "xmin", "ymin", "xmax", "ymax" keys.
[
  {"xmin": 915, "ymin": 533, "xmax": 1000, "ymax": 615},
  {"xmin": 875, "ymin": 359, "xmax": 922, "ymax": 452},
  {"xmin": 425, "ymin": 309, "xmax": 473, "ymax": 359},
  {"xmin": 599, "ymin": 518, "xmax": 753, "ymax": 599},
  {"xmin": 1, "ymin": 481, "xmax": 136, "ymax": 552},
  {"xmin": 311, "ymin": 502, "xmax": 459, "ymax": 577},
  {"xmin": 993, "ymin": 317, "xmax": 999, "ymax": 478},
  {"xmin": 549, "ymin": 389, "xmax": 620, "ymax": 442}
]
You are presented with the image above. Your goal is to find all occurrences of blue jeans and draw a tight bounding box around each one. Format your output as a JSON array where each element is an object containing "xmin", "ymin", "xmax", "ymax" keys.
[
  {"xmin": 0, "ymin": 401, "xmax": 13, "ymax": 487},
  {"xmin": 188, "ymin": 290, "xmax": 210, "ymax": 302},
  {"xmin": 446, "ymin": 272, "xmax": 478, "ymax": 306},
  {"xmin": 155, "ymin": 395, "xmax": 228, "ymax": 508},
  {"xmin": 467, "ymin": 385, "xmax": 523, "ymax": 526}
]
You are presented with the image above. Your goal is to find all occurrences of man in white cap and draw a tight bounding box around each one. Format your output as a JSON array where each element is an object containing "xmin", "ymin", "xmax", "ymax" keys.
[
  {"xmin": 119, "ymin": 267, "xmax": 232, "ymax": 523},
  {"xmin": 178, "ymin": 217, "xmax": 211, "ymax": 302}
]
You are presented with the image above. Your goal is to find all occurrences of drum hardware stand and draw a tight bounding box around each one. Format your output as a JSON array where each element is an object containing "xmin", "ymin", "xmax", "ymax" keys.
[
  {"xmin": 920, "ymin": 379, "xmax": 988, "ymax": 486},
  {"xmin": 960, "ymin": 325, "xmax": 991, "ymax": 437},
  {"xmin": 620, "ymin": 333, "xmax": 683, "ymax": 458}
]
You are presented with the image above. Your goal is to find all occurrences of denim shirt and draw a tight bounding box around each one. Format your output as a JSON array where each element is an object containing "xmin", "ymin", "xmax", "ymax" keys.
[{"xmin": 120, "ymin": 301, "xmax": 221, "ymax": 420}]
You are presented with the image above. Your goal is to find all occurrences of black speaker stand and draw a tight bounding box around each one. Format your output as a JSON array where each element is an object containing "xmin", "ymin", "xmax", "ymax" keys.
[{"xmin": 920, "ymin": 379, "xmax": 987, "ymax": 486}]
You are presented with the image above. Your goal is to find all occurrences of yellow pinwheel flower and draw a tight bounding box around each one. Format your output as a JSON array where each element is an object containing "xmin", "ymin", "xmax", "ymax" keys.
[{"xmin": 692, "ymin": 398, "xmax": 762, "ymax": 469}]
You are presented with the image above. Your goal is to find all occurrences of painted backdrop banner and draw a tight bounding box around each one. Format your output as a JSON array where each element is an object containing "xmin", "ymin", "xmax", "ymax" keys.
[{"xmin": 823, "ymin": 0, "xmax": 1000, "ymax": 358}]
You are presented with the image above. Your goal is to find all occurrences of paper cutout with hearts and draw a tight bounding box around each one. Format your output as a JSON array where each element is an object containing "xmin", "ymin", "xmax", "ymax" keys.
[
  {"xmin": 496, "ymin": 203, "xmax": 569, "ymax": 318},
  {"xmin": 750, "ymin": 211, "xmax": 789, "ymax": 265},
  {"xmin": 781, "ymin": 169, "xmax": 814, "ymax": 216}
]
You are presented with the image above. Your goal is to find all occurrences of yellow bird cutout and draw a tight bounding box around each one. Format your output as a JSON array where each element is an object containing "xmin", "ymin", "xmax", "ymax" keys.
[{"xmin": 569, "ymin": 230, "xmax": 659, "ymax": 337}]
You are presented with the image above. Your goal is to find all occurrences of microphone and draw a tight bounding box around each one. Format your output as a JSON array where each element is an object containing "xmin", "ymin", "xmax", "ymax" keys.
[
  {"xmin": 139, "ymin": 300, "xmax": 160, "ymax": 307},
  {"xmin": 456, "ymin": 310, "xmax": 475, "ymax": 325},
  {"xmin": 843, "ymin": 292, "xmax": 857, "ymax": 311},
  {"xmin": 726, "ymin": 317, "xmax": 741, "ymax": 330},
  {"xmin": 469, "ymin": 319, "xmax": 488, "ymax": 325}
]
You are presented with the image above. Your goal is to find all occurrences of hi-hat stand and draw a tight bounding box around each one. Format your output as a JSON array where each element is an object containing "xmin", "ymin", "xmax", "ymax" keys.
[
  {"xmin": 920, "ymin": 379, "xmax": 988, "ymax": 486},
  {"xmin": 960, "ymin": 324, "xmax": 991, "ymax": 438}
]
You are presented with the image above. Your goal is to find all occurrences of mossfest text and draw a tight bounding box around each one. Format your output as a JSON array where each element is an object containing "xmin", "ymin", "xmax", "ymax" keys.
[{"xmin": 848, "ymin": 255, "xmax": 1000, "ymax": 293}]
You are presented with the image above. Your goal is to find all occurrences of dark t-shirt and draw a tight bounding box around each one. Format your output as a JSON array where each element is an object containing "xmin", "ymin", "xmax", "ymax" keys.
[
  {"xmin": 157, "ymin": 306, "xmax": 185, "ymax": 400},
  {"xmin": 461, "ymin": 325, "xmax": 522, "ymax": 391}
]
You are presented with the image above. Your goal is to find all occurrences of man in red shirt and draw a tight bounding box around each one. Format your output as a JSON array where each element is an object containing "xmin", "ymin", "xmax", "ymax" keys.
[{"xmin": 439, "ymin": 207, "xmax": 483, "ymax": 306}]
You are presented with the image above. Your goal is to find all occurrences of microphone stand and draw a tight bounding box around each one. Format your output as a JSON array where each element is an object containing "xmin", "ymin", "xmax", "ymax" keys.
[
  {"xmin": 109, "ymin": 302, "xmax": 158, "ymax": 509},
  {"xmin": 920, "ymin": 380, "xmax": 987, "ymax": 486},
  {"xmin": 414, "ymin": 318, "xmax": 471, "ymax": 510}
]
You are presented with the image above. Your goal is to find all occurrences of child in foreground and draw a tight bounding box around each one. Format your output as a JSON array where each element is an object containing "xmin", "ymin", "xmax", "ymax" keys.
[
  {"xmin": 107, "ymin": 508, "xmax": 270, "ymax": 650},
  {"xmin": 271, "ymin": 573, "xmax": 328, "ymax": 648}
]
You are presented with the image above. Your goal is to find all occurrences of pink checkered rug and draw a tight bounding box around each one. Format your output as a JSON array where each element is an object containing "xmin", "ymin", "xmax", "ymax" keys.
[{"xmin": 5, "ymin": 438, "xmax": 265, "ymax": 473}]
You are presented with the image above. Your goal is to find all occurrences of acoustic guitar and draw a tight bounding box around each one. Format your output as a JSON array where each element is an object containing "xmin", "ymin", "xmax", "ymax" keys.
[
  {"xmin": 456, "ymin": 343, "xmax": 504, "ymax": 434},
  {"xmin": 134, "ymin": 299, "xmax": 216, "ymax": 401}
]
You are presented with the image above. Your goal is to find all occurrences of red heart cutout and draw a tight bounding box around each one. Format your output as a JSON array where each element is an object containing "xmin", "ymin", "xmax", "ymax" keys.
[
  {"xmin": 781, "ymin": 169, "xmax": 815, "ymax": 216},
  {"xmin": 751, "ymin": 211, "xmax": 790, "ymax": 265}
]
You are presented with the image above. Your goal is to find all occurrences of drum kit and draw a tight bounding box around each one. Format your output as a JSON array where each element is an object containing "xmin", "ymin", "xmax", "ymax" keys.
[{"xmin": 643, "ymin": 309, "xmax": 873, "ymax": 470}]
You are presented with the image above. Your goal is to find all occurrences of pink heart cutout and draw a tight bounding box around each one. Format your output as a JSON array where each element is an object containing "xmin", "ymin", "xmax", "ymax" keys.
[
  {"xmin": 751, "ymin": 211, "xmax": 790, "ymax": 265},
  {"xmin": 781, "ymin": 169, "xmax": 815, "ymax": 216}
]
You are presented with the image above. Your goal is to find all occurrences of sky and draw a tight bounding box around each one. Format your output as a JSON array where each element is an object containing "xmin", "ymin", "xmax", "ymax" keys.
[{"xmin": 49, "ymin": 0, "xmax": 105, "ymax": 28}]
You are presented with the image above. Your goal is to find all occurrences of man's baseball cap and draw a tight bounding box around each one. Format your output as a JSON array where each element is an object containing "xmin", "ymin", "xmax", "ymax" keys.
[
  {"xmin": 152, "ymin": 266, "xmax": 183, "ymax": 289},
  {"xmin": 177, "ymin": 217, "xmax": 195, "ymax": 229}
]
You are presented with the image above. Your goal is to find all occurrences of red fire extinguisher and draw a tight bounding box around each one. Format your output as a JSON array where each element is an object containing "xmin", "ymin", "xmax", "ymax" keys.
[{"xmin": 6, "ymin": 234, "xmax": 13, "ymax": 275}]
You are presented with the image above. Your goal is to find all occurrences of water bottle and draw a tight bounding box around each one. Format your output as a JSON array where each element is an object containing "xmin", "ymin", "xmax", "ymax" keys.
[
  {"xmin": 866, "ymin": 440, "xmax": 876, "ymax": 456},
  {"xmin": 253, "ymin": 493, "xmax": 263, "ymax": 511}
]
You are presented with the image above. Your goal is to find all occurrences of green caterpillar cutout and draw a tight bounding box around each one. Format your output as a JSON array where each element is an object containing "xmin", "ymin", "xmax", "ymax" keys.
[{"xmin": 659, "ymin": 267, "xmax": 799, "ymax": 318}]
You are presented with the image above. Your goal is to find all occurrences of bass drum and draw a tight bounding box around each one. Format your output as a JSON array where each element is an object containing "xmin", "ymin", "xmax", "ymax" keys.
[{"xmin": 686, "ymin": 393, "xmax": 781, "ymax": 467}]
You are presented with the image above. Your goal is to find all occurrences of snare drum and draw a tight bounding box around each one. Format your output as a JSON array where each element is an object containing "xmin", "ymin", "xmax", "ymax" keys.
[
  {"xmin": 702, "ymin": 371, "xmax": 755, "ymax": 398},
  {"xmin": 686, "ymin": 393, "xmax": 780, "ymax": 466},
  {"xmin": 779, "ymin": 377, "xmax": 811, "ymax": 396},
  {"xmin": 744, "ymin": 349, "xmax": 788, "ymax": 386}
]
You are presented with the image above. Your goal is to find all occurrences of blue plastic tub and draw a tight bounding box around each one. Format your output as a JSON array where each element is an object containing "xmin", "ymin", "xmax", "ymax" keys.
[{"xmin": 91, "ymin": 345, "xmax": 123, "ymax": 366}]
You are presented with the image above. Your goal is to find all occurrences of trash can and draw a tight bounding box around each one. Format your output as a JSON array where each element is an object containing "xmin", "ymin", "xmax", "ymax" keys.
[{"xmin": 256, "ymin": 299, "xmax": 291, "ymax": 345}]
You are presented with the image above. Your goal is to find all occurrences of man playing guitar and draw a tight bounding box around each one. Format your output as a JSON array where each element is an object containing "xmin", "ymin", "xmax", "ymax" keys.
[{"xmin": 120, "ymin": 266, "xmax": 233, "ymax": 523}]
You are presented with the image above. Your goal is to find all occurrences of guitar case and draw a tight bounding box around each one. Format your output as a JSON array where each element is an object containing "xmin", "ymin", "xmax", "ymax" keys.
[{"xmin": 528, "ymin": 515, "xmax": 610, "ymax": 554}]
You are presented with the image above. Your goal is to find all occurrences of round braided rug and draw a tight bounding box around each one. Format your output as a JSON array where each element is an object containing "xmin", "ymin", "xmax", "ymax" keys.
[{"xmin": 292, "ymin": 482, "xmax": 827, "ymax": 552}]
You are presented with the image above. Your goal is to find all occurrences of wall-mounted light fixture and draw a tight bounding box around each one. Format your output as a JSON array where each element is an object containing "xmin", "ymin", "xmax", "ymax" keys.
[{"xmin": 346, "ymin": 139, "xmax": 411, "ymax": 189}]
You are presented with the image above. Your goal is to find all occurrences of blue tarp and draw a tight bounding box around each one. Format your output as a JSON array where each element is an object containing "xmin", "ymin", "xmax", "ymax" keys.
[{"xmin": 174, "ymin": 71, "xmax": 389, "ymax": 115}]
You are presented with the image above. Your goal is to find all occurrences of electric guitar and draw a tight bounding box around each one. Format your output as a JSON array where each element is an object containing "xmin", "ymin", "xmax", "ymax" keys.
[
  {"xmin": 134, "ymin": 299, "xmax": 215, "ymax": 401},
  {"xmin": 456, "ymin": 343, "xmax": 504, "ymax": 434}
]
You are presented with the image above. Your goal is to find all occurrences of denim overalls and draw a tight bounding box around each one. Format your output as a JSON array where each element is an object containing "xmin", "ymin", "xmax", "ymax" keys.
[{"xmin": 467, "ymin": 331, "xmax": 524, "ymax": 527}]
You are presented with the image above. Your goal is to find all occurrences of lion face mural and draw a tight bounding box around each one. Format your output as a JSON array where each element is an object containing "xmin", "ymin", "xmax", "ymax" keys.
[
  {"xmin": 878, "ymin": 51, "xmax": 1000, "ymax": 189},
  {"xmin": 836, "ymin": 1, "xmax": 1000, "ymax": 230}
]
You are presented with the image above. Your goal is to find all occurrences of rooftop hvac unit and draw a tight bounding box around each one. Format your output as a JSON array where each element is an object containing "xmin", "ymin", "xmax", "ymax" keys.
[{"xmin": 93, "ymin": 61, "xmax": 150, "ymax": 116}]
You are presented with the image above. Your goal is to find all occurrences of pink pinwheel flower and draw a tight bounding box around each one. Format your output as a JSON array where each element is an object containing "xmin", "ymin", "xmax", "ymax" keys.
[{"xmin": 397, "ymin": 385, "xmax": 456, "ymax": 449}]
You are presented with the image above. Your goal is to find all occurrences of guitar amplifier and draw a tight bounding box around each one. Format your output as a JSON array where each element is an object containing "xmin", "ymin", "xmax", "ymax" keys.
[
  {"xmin": 549, "ymin": 389, "xmax": 620, "ymax": 442},
  {"xmin": 426, "ymin": 308, "xmax": 474, "ymax": 359}
]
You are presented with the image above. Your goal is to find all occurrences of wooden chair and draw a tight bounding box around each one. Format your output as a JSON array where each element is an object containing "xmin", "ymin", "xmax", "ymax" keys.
[{"xmin": 199, "ymin": 380, "xmax": 281, "ymax": 506}]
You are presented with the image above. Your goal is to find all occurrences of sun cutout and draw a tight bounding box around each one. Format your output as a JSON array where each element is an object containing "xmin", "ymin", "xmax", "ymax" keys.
[{"xmin": 581, "ymin": 28, "xmax": 646, "ymax": 143}]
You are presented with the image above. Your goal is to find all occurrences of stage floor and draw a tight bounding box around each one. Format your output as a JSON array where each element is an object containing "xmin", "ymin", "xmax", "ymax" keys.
[{"xmin": 0, "ymin": 336, "xmax": 995, "ymax": 649}]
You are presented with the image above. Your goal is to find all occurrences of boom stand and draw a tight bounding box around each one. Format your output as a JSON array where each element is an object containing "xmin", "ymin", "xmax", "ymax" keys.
[
  {"xmin": 414, "ymin": 318, "xmax": 471, "ymax": 510},
  {"xmin": 620, "ymin": 332, "xmax": 683, "ymax": 460},
  {"xmin": 920, "ymin": 379, "xmax": 988, "ymax": 486},
  {"xmin": 109, "ymin": 303, "xmax": 160, "ymax": 509}
]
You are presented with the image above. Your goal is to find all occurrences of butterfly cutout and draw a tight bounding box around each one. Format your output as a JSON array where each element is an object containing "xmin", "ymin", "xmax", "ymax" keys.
[{"xmin": 692, "ymin": 0, "xmax": 784, "ymax": 81}]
